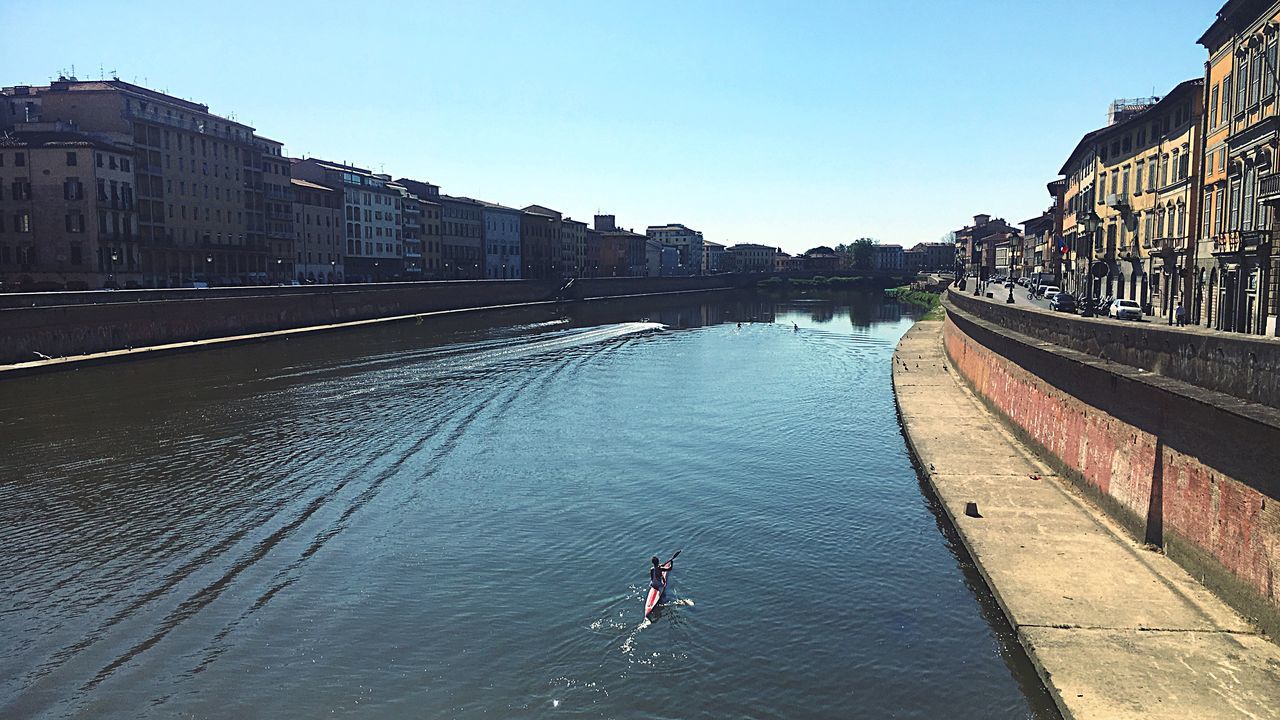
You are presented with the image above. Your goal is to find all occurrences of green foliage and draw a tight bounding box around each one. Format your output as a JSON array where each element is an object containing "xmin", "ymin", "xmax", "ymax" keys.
[
  {"xmin": 851, "ymin": 239, "xmax": 876, "ymax": 270},
  {"xmin": 886, "ymin": 285, "xmax": 941, "ymax": 313},
  {"xmin": 757, "ymin": 275, "xmax": 903, "ymax": 292}
]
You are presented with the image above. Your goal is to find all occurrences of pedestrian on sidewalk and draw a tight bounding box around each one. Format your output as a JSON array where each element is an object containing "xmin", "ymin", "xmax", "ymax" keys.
[{"xmin": 1175, "ymin": 304, "xmax": 1186, "ymax": 327}]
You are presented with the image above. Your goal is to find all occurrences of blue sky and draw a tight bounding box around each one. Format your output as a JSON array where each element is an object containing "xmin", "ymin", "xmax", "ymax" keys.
[{"xmin": 3, "ymin": 1, "xmax": 1214, "ymax": 253}]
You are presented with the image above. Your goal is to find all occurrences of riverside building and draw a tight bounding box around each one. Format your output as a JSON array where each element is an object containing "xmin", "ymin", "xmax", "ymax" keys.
[
  {"xmin": 723, "ymin": 243, "xmax": 778, "ymax": 273},
  {"xmin": 293, "ymin": 158, "xmax": 402, "ymax": 283},
  {"xmin": 258, "ymin": 137, "xmax": 295, "ymax": 284},
  {"xmin": 0, "ymin": 129, "xmax": 138, "ymax": 290},
  {"xmin": 1198, "ymin": 0, "xmax": 1280, "ymax": 335},
  {"xmin": 646, "ymin": 223, "xmax": 705, "ymax": 275},
  {"xmin": 440, "ymin": 195, "xmax": 484, "ymax": 279},
  {"xmin": 394, "ymin": 178, "xmax": 443, "ymax": 278},
  {"xmin": 521, "ymin": 205, "xmax": 561, "ymax": 280},
  {"xmin": 481, "ymin": 201, "xmax": 522, "ymax": 279},
  {"xmin": 1, "ymin": 78, "xmax": 280, "ymax": 287},
  {"xmin": 561, "ymin": 216, "xmax": 587, "ymax": 278},
  {"xmin": 290, "ymin": 178, "xmax": 342, "ymax": 283}
]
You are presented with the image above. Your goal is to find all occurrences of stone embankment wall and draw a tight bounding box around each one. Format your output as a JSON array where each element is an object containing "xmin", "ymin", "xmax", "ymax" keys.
[
  {"xmin": 942, "ymin": 291, "xmax": 1280, "ymax": 637},
  {"xmin": 0, "ymin": 276, "xmax": 736, "ymax": 365},
  {"xmin": 948, "ymin": 290, "xmax": 1280, "ymax": 408}
]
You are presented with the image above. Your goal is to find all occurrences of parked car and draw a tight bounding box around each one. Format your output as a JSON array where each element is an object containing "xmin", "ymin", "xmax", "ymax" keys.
[
  {"xmin": 1108, "ymin": 298, "xmax": 1143, "ymax": 320},
  {"xmin": 1038, "ymin": 285, "xmax": 1060, "ymax": 300},
  {"xmin": 1050, "ymin": 292, "xmax": 1077, "ymax": 312}
]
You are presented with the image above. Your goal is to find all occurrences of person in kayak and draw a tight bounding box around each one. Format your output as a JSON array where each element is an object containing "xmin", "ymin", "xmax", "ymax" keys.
[{"xmin": 649, "ymin": 556, "xmax": 667, "ymax": 590}]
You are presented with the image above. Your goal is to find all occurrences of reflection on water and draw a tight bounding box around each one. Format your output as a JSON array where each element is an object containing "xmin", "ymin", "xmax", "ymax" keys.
[{"xmin": 0, "ymin": 290, "xmax": 1056, "ymax": 719}]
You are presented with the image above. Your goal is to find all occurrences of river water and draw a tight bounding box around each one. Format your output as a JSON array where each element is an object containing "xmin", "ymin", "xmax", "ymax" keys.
[{"xmin": 0, "ymin": 290, "xmax": 1057, "ymax": 719}]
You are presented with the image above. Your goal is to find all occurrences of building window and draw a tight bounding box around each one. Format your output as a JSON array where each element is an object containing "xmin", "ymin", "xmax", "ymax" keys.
[
  {"xmin": 1251, "ymin": 49, "xmax": 1263, "ymax": 106},
  {"xmin": 1268, "ymin": 40, "xmax": 1278, "ymax": 99},
  {"xmin": 1222, "ymin": 73, "xmax": 1233, "ymax": 122},
  {"xmin": 1237, "ymin": 55, "xmax": 1249, "ymax": 113},
  {"xmin": 1229, "ymin": 179, "xmax": 1242, "ymax": 231},
  {"xmin": 66, "ymin": 151, "xmax": 77, "ymax": 166},
  {"xmin": 15, "ymin": 211, "xmax": 30, "ymax": 233},
  {"xmin": 14, "ymin": 152, "xmax": 24, "ymax": 167},
  {"xmin": 1243, "ymin": 167, "xmax": 1256, "ymax": 231}
]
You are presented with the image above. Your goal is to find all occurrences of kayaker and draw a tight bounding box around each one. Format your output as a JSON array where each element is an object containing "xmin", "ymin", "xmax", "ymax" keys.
[{"xmin": 649, "ymin": 556, "xmax": 667, "ymax": 590}]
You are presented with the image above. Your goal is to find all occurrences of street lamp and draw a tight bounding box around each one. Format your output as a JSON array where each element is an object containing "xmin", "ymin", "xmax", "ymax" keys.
[
  {"xmin": 973, "ymin": 241, "xmax": 983, "ymax": 296},
  {"xmin": 330, "ymin": 259, "xmax": 336, "ymax": 283},
  {"xmin": 1080, "ymin": 212, "xmax": 1100, "ymax": 316}
]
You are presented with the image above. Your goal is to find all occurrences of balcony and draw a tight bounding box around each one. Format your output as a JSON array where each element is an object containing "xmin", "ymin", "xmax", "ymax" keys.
[
  {"xmin": 123, "ymin": 105, "xmax": 251, "ymax": 143},
  {"xmin": 1104, "ymin": 193, "xmax": 1129, "ymax": 210},
  {"xmin": 1258, "ymin": 172, "xmax": 1280, "ymax": 204},
  {"xmin": 1240, "ymin": 229, "xmax": 1272, "ymax": 250},
  {"xmin": 1150, "ymin": 236, "xmax": 1185, "ymax": 254},
  {"xmin": 263, "ymin": 185, "xmax": 293, "ymax": 201}
]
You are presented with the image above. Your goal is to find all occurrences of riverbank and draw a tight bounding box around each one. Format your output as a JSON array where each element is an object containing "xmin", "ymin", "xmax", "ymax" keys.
[
  {"xmin": 0, "ymin": 276, "xmax": 743, "ymax": 370},
  {"xmin": 0, "ymin": 287, "xmax": 729, "ymax": 376},
  {"xmin": 893, "ymin": 318, "xmax": 1280, "ymax": 719}
]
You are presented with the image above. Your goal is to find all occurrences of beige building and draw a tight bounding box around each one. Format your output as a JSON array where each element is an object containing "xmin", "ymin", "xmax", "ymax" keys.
[
  {"xmin": 293, "ymin": 158, "xmax": 401, "ymax": 282},
  {"xmin": 290, "ymin": 178, "xmax": 342, "ymax": 283},
  {"xmin": 724, "ymin": 243, "xmax": 778, "ymax": 273},
  {"xmin": 646, "ymin": 223, "xmax": 704, "ymax": 275},
  {"xmin": 1, "ymin": 78, "xmax": 281, "ymax": 286},
  {"xmin": 562, "ymin": 216, "xmax": 588, "ymax": 278},
  {"xmin": 395, "ymin": 178, "xmax": 443, "ymax": 278},
  {"xmin": 0, "ymin": 129, "xmax": 138, "ymax": 290},
  {"xmin": 258, "ymin": 137, "xmax": 294, "ymax": 283}
]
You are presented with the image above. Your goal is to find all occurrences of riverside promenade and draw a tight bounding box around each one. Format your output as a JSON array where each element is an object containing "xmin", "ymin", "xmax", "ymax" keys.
[{"xmin": 893, "ymin": 317, "xmax": 1280, "ymax": 720}]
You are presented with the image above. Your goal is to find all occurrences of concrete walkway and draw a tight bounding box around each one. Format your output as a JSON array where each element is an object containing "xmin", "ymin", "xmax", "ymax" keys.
[{"xmin": 893, "ymin": 318, "xmax": 1280, "ymax": 720}]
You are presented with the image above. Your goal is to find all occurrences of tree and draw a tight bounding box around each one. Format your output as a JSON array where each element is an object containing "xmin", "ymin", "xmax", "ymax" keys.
[
  {"xmin": 852, "ymin": 238, "xmax": 877, "ymax": 270},
  {"xmin": 803, "ymin": 246, "xmax": 836, "ymax": 256}
]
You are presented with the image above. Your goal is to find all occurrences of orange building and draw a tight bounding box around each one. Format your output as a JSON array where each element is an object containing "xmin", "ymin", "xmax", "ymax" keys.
[{"xmin": 1198, "ymin": 0, "xmax": 1280, "ymax": 335}]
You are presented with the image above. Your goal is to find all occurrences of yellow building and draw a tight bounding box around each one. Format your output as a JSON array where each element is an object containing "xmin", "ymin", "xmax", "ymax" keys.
[
  {"xmin": 1198, "ymin": 0, "xmax": 1280, "ymax": 335},
  {"xmin": 1057, "ymin": 81, "xmax": 1203, "ymax": 314}
]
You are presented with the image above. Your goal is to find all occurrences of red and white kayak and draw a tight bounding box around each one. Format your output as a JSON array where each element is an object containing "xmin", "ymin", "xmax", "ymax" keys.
[{"xmin": 644, "ymin": 559, "xmax": 673, "ymax": 618}]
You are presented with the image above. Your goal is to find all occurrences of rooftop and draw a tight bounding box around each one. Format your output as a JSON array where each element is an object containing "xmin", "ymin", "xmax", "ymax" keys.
[
  {"xmin": 290, "ymin": 178, "xmax": 334, "ymax": 192},
  {"xmin": 0, "ymin": 129, "xmax": 127, "ymax": 151}
]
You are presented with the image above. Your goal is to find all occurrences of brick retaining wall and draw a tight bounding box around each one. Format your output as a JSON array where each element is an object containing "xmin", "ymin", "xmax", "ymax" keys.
[
  {"xmin": 942, "ymin": 297, "xmax": 1280, "ymax": 638},
  {"xmin": 947, "ymin": 289, "xmax": 1280, "ymax": 408}
]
